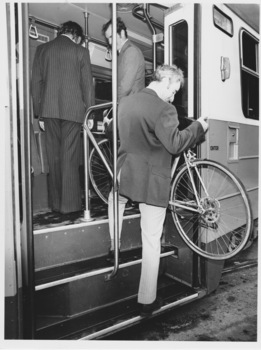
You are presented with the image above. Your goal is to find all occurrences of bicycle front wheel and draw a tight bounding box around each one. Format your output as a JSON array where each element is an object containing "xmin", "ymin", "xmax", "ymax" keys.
[
  {"xmin": 169, "ymin": 160, "xmax": 252, "ymax": 260},
  {"xmin": 89, "ymin": 138, "xmax": 113, "ymax": 204}
]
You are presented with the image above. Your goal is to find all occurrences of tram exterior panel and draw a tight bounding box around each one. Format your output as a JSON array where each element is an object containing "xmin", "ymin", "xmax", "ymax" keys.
[
  {"xmin": 165, "ymin": 3, "xmax": 259, "ymax": 220},
  {"xmin": 200, "ymin": 4, "xmax": 259, "ymax": 220}
]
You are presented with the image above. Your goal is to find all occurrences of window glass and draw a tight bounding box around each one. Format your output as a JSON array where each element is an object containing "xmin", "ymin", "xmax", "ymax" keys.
[
  {"xmin": 241, "ymin": 30, "xmax": 259, "ymax": 120},
  {"xmin": 94, "ymin": 78, "xmax": 112, "ymax": 104},
  {"xmin": 213, "ymin": 6, "xmax": 233, "ymax": 37},
  {"xmin": 242, "ymin": 31, "xmax": 258, "ymax": 72},
  {"xmin": 171, "ymin": 21, "xmax": 188, "ymax": 117}
]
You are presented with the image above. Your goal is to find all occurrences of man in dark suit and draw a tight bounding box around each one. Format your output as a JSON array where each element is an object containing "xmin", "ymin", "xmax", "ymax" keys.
[
  {"xmin": 31, "ymin": 21, "xmax": 94, "ymax": 214},
  {"xmin": 108, "ymin": 64, "xmax": 208, "ymax": 316},
  {"xmin": 102, "ymin": 17, "xmax": 145, "ymax": 102}
]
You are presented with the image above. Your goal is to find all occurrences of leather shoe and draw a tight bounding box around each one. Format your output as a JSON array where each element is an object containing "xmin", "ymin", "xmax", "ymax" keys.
[{"xmin": 140, "ymin": 298, "xmax": 163, "ymax": 317}]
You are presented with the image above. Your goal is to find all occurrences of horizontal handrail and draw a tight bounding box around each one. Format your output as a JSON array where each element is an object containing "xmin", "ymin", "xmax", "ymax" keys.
[{"xmin": 35, "ymin": 249, "xmax": 176, "ymax": 291}]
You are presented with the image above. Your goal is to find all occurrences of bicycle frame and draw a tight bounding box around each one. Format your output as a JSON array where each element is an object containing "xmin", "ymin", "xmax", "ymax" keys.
[{"xmin": 169, "ymin": 149, "xmax": 206, "ymax": 214}]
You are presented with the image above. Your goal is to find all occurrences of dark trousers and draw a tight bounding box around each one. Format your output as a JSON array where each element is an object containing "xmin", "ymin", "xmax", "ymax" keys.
[{"xmin": 45, "ymin": 118, "xmax": 82, "ymax": 213}]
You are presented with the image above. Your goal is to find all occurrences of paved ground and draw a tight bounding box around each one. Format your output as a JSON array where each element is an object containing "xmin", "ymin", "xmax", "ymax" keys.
[{"xmin": 105, "ymin": 239, "xmax": 258, "ymax": 342}]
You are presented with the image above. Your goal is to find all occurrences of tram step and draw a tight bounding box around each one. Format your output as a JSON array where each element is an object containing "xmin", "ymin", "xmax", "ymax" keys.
[
  {"xmin": 35, "ymin": 245, "xmax": 178, "ymax": 319},
  {"xmin": 35, "ymin": 276, "xmax": 203, "ymax": 340},
  {"xmin": 35, "ymin": 245, "xmax": 177, "ymax": 288}
]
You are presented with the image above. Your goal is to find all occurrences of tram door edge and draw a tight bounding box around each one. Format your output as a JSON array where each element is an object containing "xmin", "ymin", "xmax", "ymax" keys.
[{"xmin": 164, "ymin": 3, "xmax": 224, "ymax": 293}]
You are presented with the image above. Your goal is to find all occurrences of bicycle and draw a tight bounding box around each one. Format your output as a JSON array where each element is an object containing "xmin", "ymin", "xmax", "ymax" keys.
[
  {"xmin": 87, "ymin": 112, "xmax": 252, "ymax": 260},
  {"xmin": 168, "ymin": 149, "xmax": 252, "ymax": 260}
]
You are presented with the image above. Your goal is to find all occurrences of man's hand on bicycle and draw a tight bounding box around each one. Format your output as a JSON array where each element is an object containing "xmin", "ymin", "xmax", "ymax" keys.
[{"xmin": 197, "ymin": 116, "xmax": 209, "ymax": 132}]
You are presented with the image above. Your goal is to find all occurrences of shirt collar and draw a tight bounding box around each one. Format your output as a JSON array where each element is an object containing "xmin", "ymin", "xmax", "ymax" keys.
[
  {"xmin": 118, "ymin": 38, "xmax": 128, "ymax": 53},
  {"xmin": 61, "ymin": 34, "xmax": 74, "ymax": 42}
]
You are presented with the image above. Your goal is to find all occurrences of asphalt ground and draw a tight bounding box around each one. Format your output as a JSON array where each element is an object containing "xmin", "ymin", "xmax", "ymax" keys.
[{"xmin": 104, "ymin": 239, "xmax": 259, "ymax": 343}]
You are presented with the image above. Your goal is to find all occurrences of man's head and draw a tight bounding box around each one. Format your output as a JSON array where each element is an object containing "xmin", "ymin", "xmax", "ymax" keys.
[
  {"xmin": 59, "ymin": 21, "xmax": 84, "ymax": 44},
  {"xmin": 151, "ymin": 65, "xmax": 184, "ymax": 103},
  {"xmin": 102, "ymin": 17, "xmax": 128, "ymax": 52}
]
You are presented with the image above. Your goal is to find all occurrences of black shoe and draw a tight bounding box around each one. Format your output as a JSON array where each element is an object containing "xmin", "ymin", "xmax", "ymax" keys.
[
  {"xmin": 140, "ymin": 298, "xmax": 163, "ymax": 317},
  {"xmin": 106, "ymin": 249, "xmax": 122, "ymax": 264}
]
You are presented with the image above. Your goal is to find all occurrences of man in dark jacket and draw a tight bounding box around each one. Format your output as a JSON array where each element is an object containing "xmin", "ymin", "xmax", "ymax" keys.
[
  {"xmin": 108, "ymin": 64, "xmax": 208, "ymax": 316},
  {"xmin": 102, "ymin": 17, "xmax": 145, "ymax": 102},
  {"xmin": 31, "ymin": 21, "xmax": 94, "ymax": 214}
]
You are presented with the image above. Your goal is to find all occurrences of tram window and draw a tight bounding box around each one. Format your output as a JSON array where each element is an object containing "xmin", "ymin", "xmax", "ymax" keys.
[
  {"xmin": 213, "ymin": 6, "xmax": 233, "ymax": 37},
  {"xmin": 170, "ymin": 21, "xmax": 188, "ymax": 115},
  {"xmin": 240, "ymin": 30, "xmax": 259, "ymax": 120},
  {"xmin": 242, "ymin": 32, "xmax": 258, "ymax": 72},
  {"xmin": 94, "ymin": 78, "xmax": 112, "ymax": 104}
]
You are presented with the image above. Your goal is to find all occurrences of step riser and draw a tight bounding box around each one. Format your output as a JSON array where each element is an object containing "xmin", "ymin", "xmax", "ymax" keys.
[
  {"xmin": 36, "ymin": 264, "xmax": 141, "ymax": 317},
  {"xmin": 34, "ymin": 216, "xmax": 141, "ymax": 270}
]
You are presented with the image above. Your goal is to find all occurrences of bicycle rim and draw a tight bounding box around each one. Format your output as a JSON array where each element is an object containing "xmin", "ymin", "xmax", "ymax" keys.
[
  {"xmin": 170, "ymin": 160, "xmax": 252, "ymax": 260},
  {"xmin": 89, "ymin": 139, "xmax": 113, "ymax": 204}
]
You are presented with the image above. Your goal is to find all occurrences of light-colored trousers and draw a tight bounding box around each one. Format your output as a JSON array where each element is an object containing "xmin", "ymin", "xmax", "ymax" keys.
[{"xmin": 108, "ymin": 190, "xmax": 166, "ymax": 304}]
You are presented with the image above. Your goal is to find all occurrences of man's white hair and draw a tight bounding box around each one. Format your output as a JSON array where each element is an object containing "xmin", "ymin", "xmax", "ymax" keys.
[{"xmin": 153, "ymin": 64, "xmax": 184, "ymax": 87}]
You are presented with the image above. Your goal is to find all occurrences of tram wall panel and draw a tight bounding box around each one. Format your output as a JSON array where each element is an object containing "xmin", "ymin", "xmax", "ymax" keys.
[
  {"xmin": 5, "ymin": 294, "xmax": 20, "ymax": 339},
  {"xmin": 32, "ymin": 174, "xmax": 49, "ymax": 212},
  {"xmin": 163, "ymin": 212, "xmax": 225, "ymax": 294},
  {"xmin": 205, "ymin": 119, "xmax": 259, "ymax": 220},
  {"xmin": 202, "ymin": 259, "xmax": 224, "ymax": 294},
  {"xmin": 163, "ymin": 212, "xmax": 194, "ymax": 287},
  {"xmin": 34, "ymin": 216, "xmax": 142, "ymax": 270},
  {"xmin": 36, "ymin": 265, "xmax": 141, "ymax": 317}
]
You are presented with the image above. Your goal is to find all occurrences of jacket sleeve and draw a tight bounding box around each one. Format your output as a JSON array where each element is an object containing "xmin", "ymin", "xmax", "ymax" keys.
[
  {"xmin": 155, "ymin": 104, "xmax": 205, "ymax": 155},
  {"xmin": 80, "ymin": 47, "xmax": 95, "ymax": 108},
  {"xmin": 31, "ymin": 46, "xmax": 43, "ymax": 117},
  {"xmin": 118, "ymin": 46, "xmax": 142, "ymax": 101}
]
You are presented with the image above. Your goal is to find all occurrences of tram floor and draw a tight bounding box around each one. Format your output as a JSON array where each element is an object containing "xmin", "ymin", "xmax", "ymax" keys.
[{"xmin": 33, "ymin": 196, "xmax": 140, "ymax": 230}]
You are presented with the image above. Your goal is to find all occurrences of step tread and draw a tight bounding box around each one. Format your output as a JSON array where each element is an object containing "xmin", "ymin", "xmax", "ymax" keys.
[
  {"xmin": 35, "ymin": 245, "xmax": 177, "ymax": 287},
  {"xmin": 35, "ymin": 278, "xmax": 198, "ymax": 340}
]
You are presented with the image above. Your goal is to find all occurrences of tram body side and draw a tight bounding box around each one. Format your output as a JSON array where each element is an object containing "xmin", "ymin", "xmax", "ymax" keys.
[
  {"xmin": 4, "ymin": 2, "xmax": 258, "ymax": 340},
  {"xmin": 200, "ymin": 4, "xmax": 259, "ymax": 221}
]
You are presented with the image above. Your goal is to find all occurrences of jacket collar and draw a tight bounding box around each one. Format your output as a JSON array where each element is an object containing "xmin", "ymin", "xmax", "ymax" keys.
[{"xmin": 142, "ymin": 88, "xmax": 158, "ymax": 97}]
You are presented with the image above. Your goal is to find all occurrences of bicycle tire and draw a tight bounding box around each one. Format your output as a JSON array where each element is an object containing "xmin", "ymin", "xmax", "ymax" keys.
[
  {"xmin": 89, "ymin": 138, "xmax": 113, "ymax": 204},
  {"xmin": 169, "ymin": 159, "xmax": 252, "ymax": 260}
]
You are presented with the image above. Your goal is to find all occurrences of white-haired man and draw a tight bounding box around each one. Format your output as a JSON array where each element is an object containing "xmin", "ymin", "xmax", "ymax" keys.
[{"xmin": 108, "ymin": 64, "xmax": 208, "ymax": 316}]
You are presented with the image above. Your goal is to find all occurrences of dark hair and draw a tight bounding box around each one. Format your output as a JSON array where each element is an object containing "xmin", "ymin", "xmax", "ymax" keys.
[
  {"xmin": 58, "ymin": 21, "xmax": 84, "ymax": 42},
  {"xmin": 152, "ymin": 64, "xmax": 185, "ymax": 87},
  {"xmin": 102, "ymin": 17, "xmax": 128, "ymax": 38}
]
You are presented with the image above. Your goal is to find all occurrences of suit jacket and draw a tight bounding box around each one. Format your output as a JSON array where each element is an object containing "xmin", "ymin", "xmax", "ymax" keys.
[
  {"xmin": 31, "ymin": 35, "xmax": 94, "ymax": 123},
  {"xmin": 118, "ymin": 40, "xmax": 145, "ymax": 102},
  {"xmin": 117, "ymin": 88, "xmax": 205, "ymax": 207}
]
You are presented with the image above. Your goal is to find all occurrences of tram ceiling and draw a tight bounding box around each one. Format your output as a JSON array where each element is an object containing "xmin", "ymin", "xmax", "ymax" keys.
[{"xmin": 28, "ymin": 2, "xmax": 166, "ymax": 63}]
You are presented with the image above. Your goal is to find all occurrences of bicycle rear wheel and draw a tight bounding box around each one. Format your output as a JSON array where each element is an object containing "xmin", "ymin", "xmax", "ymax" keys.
[
  {"xmin": 89, "ymin": 139, "xmax": 113, "ymax": 204},
  {"xmin": 169, "ymin": 160, "xmax": 252, "ymax": 260}
]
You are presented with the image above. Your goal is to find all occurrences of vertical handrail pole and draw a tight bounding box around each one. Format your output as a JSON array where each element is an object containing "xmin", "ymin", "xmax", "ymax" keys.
[
  {"xmin": 108, "ymin": 2, "xmax": 119, "ymax": 279},
  {"xmin": 144, "ymin": 4, "xmax": 157, "ymax": 71},
  {"xmin": 82, "ymin": 122, "xmax": 92, "ymax": 221},
  {"xmin": 82, "ymin": 10, "xmax": 93, "ymax": 221}
]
